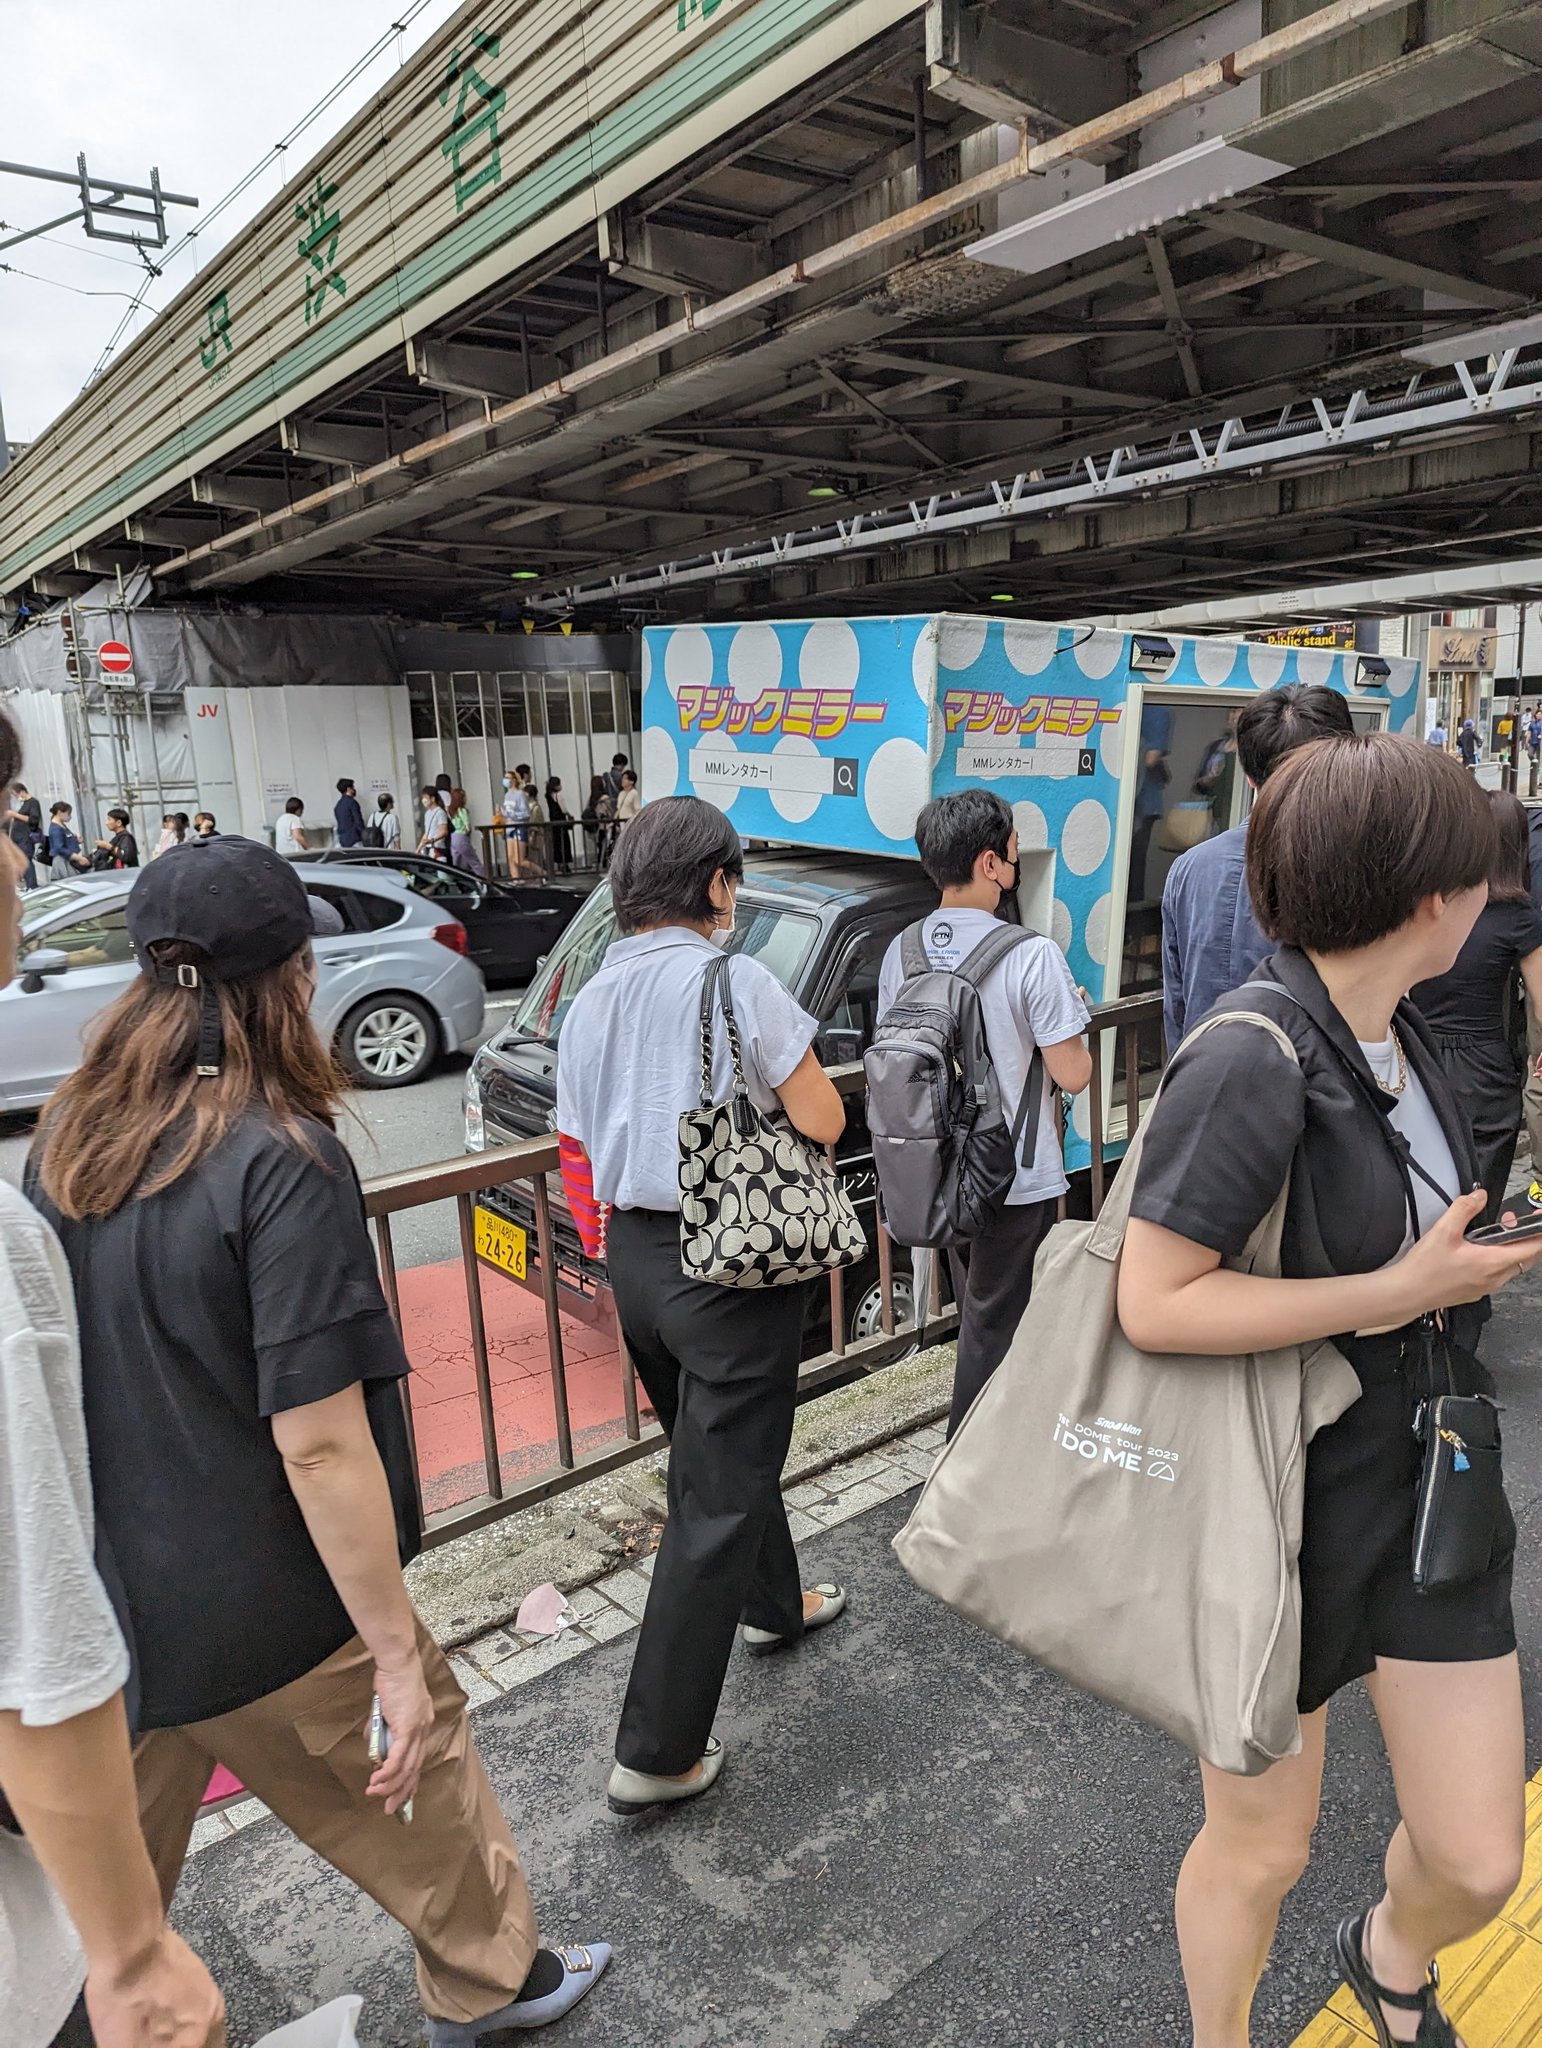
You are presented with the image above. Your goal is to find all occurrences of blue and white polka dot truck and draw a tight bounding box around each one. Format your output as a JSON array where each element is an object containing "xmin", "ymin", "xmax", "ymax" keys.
[{"xmin": 641, "ymin": 613, "xmax": 1422, "ymax": 1169}]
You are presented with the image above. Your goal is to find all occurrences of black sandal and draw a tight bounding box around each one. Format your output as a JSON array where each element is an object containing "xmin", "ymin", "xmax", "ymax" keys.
[{"xmin": 1335, "ymin": 1910, "xmax": 1464, "ymax": 2047}]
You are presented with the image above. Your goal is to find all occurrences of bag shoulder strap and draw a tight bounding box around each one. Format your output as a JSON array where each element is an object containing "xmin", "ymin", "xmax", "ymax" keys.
[
  {"xmin": 698, "ymin": 952, "xmax": 748, "ymax": 1108},
  {"xmin": 1087, "ymin": 1010, "xmax": 1300, "ymax": 1259},
  {"xmin": 898, "ymin": 920, "xmax": 931, "ymax": 982}
]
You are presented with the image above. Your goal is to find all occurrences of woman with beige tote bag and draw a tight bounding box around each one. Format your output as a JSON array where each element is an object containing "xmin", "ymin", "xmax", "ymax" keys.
[{"xmin": 904, "ymin": 735, "xmax": 1542, "ymax": 2048}]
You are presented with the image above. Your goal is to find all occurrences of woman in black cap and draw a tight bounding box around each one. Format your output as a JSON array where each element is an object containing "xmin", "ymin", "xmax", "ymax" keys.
[{"xmin": 27, "ymin": 838, "xmax": 610, "ymax": 2043}]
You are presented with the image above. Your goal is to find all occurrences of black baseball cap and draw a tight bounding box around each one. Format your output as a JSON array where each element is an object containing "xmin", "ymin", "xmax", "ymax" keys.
[{"xmin": 127, "ymin": 838, "xmax": 342, "ymax": 983}]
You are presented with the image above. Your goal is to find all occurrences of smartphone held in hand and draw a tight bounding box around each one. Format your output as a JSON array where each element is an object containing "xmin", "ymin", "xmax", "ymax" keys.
[
  {"xmin": 1466, "ymin": 1213, "xmax": 1542, "ymax": 1248},
  {"xmin": 367, "ymin": 1693, "xmax": 413, "ymax": 1824}
]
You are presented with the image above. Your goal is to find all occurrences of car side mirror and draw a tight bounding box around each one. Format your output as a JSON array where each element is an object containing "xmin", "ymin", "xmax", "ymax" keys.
[
  {"xmin": 820, "ymin": 1026, "xmax": 864, "ymax": 1068},
  {"xmin": 19, "ymin": 947, "xmax": 69, "ymax": 995}
]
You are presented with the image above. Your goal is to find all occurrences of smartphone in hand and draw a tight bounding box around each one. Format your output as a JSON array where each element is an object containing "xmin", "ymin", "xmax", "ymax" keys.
[
  {"xmin": 368, "ymin": 1693, "xmax": 414, "ymax": 1824},
  {"xmin": 1467, "ymin": 1213, "xmax": 1542, "ymax": 1248}
]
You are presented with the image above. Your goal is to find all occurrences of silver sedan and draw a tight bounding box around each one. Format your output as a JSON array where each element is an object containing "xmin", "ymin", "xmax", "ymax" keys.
[{"xmin": 3, "ymin": 864, "xmax": 485, "ymax": 1108}]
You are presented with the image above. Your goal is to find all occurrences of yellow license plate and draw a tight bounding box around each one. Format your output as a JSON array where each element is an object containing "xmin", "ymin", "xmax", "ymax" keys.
[{"xmin": 474, "ymin": 1207, "xmax": 527, "ymax": 1279}]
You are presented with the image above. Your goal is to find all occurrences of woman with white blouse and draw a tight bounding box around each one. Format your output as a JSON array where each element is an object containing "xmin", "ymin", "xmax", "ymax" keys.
[{"xmin": 557, "ymin": 798, "xmax": 848, "ymax": 1818}]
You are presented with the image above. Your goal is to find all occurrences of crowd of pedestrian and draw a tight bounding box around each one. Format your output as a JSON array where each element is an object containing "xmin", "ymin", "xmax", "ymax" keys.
[{"xmin": 5, "ymin": 692, "xmax": 1542, "ymax": 2048}]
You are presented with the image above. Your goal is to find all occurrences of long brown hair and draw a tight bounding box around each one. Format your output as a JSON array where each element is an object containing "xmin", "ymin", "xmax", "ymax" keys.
[
  {"xmin": 36, "ymin": 943, "xmax": 346, "ymax": 1219},
  {"xmin": 1486, "ymin": 789, "xmax": 1532, "ymax": 907}
]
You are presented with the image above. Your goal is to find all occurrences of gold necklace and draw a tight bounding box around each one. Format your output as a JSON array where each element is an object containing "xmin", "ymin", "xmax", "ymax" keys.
[{"xmin": 1375, "ymin": 1025, "xmax": 1409, "ymax": 1096}]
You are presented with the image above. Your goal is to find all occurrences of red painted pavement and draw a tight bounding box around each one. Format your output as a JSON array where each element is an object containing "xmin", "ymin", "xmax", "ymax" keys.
[{"xmin": 395, "ymin": 1255, "xmax": 643, "ymax": 1513}]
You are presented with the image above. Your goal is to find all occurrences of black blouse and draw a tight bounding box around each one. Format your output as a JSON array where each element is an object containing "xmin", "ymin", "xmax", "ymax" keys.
[{"xmin": 1130, "ymin": 947, "xmax": 1482, "ymax": 1288}]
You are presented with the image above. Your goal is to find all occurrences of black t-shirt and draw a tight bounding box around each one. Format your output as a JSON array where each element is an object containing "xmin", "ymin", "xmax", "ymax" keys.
[
  {"xmin": 108, "ymin": 829, "xmax": 139, "ymax": 869},
  {"xmin": 1410, "ymin": 899, "xmax": 1542, "ymax": 1040},
  {"xmin": 27, "ymin": 1114, "xmax": 418, "ymax": 1727},
  {"xmin": 1129, "ymin": 949, "xmax": 1481, "ymax": 1291}
]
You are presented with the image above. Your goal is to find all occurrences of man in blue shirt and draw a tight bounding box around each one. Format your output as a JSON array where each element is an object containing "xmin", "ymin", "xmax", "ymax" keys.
[
  {"xmin": 1161, "ymin": 683, "xmax": 1354, "ymax": 1048},
  {"xmin": 333, "ymin": 777, "xmax": 365, "ymax": 848}
]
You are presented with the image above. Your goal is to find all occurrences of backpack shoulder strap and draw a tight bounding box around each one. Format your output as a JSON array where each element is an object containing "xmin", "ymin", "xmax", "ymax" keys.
[
  {"xmin": 953, "ymin": 922, "xmax": 1037, "ymax": 990},
  {"xmin": 898, "ymin": 920, "xmax": 932, "ymax": 981}
]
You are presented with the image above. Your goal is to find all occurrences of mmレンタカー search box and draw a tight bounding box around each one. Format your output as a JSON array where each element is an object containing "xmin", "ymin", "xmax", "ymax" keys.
[{"xmin": 688, "ymin": 747, "xmax": 860, "ymax": 796}]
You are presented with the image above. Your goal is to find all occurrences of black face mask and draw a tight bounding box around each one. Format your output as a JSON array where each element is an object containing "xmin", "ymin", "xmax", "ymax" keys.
[{"xmin": 996, "ymin": 858, "xmax": 1019, "ymax": 901}]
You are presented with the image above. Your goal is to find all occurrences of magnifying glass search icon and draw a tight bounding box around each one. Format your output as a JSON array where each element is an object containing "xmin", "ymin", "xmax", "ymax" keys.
[{"xmin": 833, "ymin": 758, "xmax": 858, "ymax": 796}]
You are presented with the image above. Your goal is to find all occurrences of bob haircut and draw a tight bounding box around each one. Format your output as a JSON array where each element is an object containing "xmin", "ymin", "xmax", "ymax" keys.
[
  {"xmin": 609, "ymin": 795, "xmax": 743, "ymax": 934},
  {"xmin": 1248, "ymin": 732, "xmax": 1496, "ymax": 953}
]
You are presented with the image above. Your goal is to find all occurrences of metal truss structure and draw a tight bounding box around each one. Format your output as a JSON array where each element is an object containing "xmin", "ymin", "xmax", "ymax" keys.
[{"xmin": 536, "ymin": 343, "xmax": 1542, "ymax": 611}]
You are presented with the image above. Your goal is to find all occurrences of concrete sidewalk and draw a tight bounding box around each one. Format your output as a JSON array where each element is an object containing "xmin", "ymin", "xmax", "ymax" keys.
[{"xmin": 170, "ymin": 1271, "xmax": 1542, "ymax": 2047}]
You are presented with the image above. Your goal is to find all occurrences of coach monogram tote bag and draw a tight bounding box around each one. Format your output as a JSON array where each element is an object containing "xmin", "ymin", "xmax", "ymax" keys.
[
  {"xmin": 678, "ymin": 954, "xmax": 865, "ymax": 1289},
  {"xmin": 893, "ymin": 1010, "xmax": 1362, "ymax": 1776}
]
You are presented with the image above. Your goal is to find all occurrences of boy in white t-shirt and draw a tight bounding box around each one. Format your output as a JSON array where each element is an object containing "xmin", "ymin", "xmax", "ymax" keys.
[{"xmin": 878, "ymin": 788, "xmax": 1093, "ymax": 1435}]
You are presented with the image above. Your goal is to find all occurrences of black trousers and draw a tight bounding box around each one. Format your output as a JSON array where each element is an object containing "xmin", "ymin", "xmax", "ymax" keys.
[
  {"xmin": 945, "ymin": 1196, "xmax": 1057, "ymax": 1439},
  {"xmin": 1432, "ymin": 1030, "xmax": 1524, "ymax": 1226},
  {"xmin": 607, "ymin": 1207, "xmax": 806, "ymax": 1775}
]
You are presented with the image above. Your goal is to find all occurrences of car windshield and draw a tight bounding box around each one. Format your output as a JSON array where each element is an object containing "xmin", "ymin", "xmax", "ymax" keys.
[
  {"xmin": 21, "ymin": 882, "xmax": 97, "ymax": 930},
  {"xmin": 506, "ymin": 882, "xmax": 818, "ymax": 1049}
]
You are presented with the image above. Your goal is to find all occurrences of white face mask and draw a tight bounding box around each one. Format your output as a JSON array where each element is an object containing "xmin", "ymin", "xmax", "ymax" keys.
[{"xmin": 709, "ymin": 922, "xmax": 733, "ymax": 948}]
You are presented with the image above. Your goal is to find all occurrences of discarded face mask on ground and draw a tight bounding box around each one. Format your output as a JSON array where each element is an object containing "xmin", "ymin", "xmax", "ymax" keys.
[{"xmin": 253, "ymin": 1993, "xmax": 363, "ymax": 2047}]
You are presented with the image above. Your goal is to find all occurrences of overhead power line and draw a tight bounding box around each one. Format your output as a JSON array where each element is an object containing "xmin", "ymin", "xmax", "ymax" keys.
[{"xmin": 85, "ymin": 0, "xmax": 448, "ymax": 382}]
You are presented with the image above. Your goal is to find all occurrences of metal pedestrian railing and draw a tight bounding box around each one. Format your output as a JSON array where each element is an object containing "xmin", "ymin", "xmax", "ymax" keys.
[{"xmin": 364, "ymin": 992, "xmax": 1167, "ymax": 1549}]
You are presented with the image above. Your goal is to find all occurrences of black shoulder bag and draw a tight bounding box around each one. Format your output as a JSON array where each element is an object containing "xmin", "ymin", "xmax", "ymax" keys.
[{"xmin": 1251, "ymin": 983, "xmax": 1505, "ymax": 1592}]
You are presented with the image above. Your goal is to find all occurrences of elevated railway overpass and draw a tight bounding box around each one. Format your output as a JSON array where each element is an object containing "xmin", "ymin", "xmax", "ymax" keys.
[{"xmin": 1, "ymin": 0, "xmax": 1541, "ymax": 627}]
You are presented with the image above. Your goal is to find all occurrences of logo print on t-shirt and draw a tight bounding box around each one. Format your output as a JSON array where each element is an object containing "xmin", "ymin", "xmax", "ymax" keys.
[{"xmin": 932, "ymin": 922, "xmax": 952, "ymax": 948}]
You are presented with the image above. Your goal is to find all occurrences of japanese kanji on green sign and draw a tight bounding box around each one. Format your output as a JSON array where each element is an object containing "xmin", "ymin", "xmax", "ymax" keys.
[
  {"xmin": 198, "ymin": 292, "xmax": 234, "ymax": 377},
  {"xmin": 440, "ymin": 30, "xmax": 506, "ymax": 213},
  {"xmin": 295, "ymin": 173, "xmax": 347, "ymax": 325}
]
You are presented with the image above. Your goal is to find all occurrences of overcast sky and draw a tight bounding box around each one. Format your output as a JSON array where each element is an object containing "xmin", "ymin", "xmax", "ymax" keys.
[{"xmin": 0, "ymin": 0, "xmax": 463, "ymax": 444}]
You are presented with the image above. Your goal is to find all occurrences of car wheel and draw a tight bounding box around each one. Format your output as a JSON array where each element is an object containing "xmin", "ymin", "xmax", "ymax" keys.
[
  {"xmin": 340, "ymin": 994, "xmax": 438, "ymax": 1088},
  {"xmin": 848, "ymin": 1264, "xmax": 917, "ymax": 1346}
]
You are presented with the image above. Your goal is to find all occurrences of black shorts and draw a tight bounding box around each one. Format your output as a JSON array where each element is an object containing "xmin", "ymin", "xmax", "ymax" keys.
[{"xmin": 1298, "ymin": 1325, "xmax": 1516, "ymax": 1714}]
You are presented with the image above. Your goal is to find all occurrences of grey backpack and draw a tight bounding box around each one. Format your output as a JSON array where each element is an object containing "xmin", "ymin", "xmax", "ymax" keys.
[{"xmin": 864, "ymin": 922, "xmax": 1045, "ymax": 1249}]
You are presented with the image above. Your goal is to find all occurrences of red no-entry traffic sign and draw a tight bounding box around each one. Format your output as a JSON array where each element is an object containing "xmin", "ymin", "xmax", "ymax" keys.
[{"xmin": 97, "ymin": 640, "xmax": 134, "ymax": 674}]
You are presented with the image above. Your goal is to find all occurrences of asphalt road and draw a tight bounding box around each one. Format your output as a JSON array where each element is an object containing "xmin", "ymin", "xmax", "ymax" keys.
[{"xmin": 0, "ymin": 996, "xmax": 518, "ymax": 1270}]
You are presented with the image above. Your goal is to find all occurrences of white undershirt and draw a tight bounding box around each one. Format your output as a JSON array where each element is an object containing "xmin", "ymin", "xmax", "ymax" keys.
[{"xmin": 1356, "ymin": 1031, "xmax": 1462, "ymax": 1249}]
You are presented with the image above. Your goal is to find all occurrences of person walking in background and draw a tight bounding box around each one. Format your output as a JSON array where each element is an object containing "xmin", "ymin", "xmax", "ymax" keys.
[
  {"xmin": 583, "ymin": 775, "xmax": 616, "ymax": 870},
  {"xmin": 333, "ymin": 778, "xmax": 365, "ymax": 850},
  {"xmin": 0, "ymin": 712, "xmax": 226, "ymax": 2048},
  {"xmin": 47, "ymin": 803, "xmax": 91, "ymax": 879},
  {"xmin": 614, "ymin": 769, "xmax": 641, "ymax": 829},
  {"xmin": 603, "ymin": 753, "xmax": 629, "ymax": 805},
  {"xmin": 448, "ymin": 787, "xmax": 485, "ymax": 877},
  {"xmin": 1458, "ymin": 717, "xmax": 1481, "ymax": 771},
  {"xmin": 26, "ymin": 840, "xmax": 612, "ymax": 2040},
  {"xmin": 1411, "ymin": 789, "xmax": 1542, "ymax": 1224},
  {"xmin": 501, "ymin": 767, "xmax": 531, "ymax": 876},
  {"xmin": 152, "ymin": 813, "xmax": 189, "ymax": 859},
  {"xmin": 1428, "ymin": 718, "xmax": 1449, "ymax": 749},
  {"xmin": 366, "ymin": 793, "xmax": 401, "ymax": 850},
  {"xmin": 877, "ymin": 790, "xmax": 1092, "ymax": 1437},
  {"xmin": 6, "ymin": 782, "xmax": 40, "ymax": 889},
  {"xmin": 558, "ymin": 798, "xmax": 849, "ymax": 1819},
  {"xmin": 273, "ymin": 797, "xmax": 308, "ymax": 859},
  {"xmin": 545, "ymin": 777, "xmax": 574, "ymax": 873},
  {"xmin": 1121, "ymin": 733, "xmax": 1538, "ymax": 2048},
  {"xmin": 92, "ymin": 807, "xmax": 139, "ymax": 871},
  {"xmin": 419, "ymin": 785, "xmax": 450, "ymax": 862},
  {"xmin": 523, "ymin": 774, "xmax": 548, "ymax": 878},
  {"xmin": 191, "ymin": 813, "xmax": 220, "ymax": 843},
  {"xmin": 1162, "ymin": 683, "xmax": 1355, "ymax": 1048}
]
